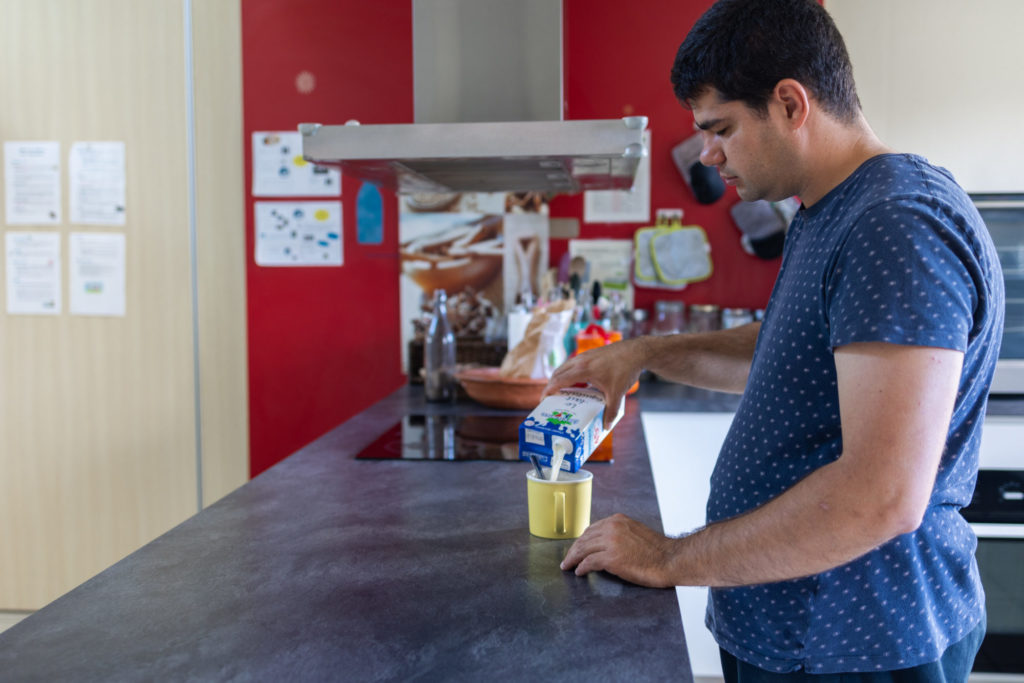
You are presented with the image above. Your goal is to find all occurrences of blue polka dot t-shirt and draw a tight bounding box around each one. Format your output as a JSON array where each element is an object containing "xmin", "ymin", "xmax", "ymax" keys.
[{"xmin": 705, "ymin": 154, "xmax": 1004, "ymax": 674}]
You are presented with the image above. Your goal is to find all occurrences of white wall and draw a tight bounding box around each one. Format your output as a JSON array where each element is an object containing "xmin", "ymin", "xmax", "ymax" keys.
[{"xmin": 828, "ymin": 0, "xmax": 1024, "ymax": 194}]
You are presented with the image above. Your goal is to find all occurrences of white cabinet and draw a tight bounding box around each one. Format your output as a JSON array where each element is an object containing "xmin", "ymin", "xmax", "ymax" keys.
[
  {"xmin": 828, "ymin": 0, "xmax": 1024, "ymax": 194},
  {"xmin": 642, "ymin": 412, "xmax": 735, "ymax": 681}
]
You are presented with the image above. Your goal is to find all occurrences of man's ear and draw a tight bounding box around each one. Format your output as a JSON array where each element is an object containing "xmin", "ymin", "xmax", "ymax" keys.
[{"xmin": 774, "ymin": 78, "xmax": 810, "ymax": 130}]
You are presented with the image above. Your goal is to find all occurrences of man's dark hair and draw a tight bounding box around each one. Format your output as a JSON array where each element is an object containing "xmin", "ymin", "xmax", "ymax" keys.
[{"xmin": 671, "ymin": 0, "xmax": 861, "ymax": 122}]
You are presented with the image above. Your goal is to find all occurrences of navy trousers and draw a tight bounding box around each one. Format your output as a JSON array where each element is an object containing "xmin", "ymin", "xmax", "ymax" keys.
[{"xmin": 719, "ymin": 616, "xmax": 986, "ymax": 683}]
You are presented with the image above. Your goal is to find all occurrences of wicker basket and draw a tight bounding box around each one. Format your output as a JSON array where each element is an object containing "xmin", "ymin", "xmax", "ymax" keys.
[{"xmin": 408, "ymin": 337, "xmax": 508, "ymax": 383}]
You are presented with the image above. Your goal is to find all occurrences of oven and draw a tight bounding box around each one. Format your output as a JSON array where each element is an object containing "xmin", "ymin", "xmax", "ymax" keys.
[
  {"xmin": 965, "ymin": 416, "xmax": 1024, "ymax": 681},
  {"xmin": 975, "ymin": 194, "xmax": 1024, "ymax": 395}
]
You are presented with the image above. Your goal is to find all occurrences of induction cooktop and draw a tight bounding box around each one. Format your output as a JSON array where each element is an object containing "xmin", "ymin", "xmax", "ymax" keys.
[{"xmin": 355, "ymin": 413, "xmax": 527, "ymax": 461}]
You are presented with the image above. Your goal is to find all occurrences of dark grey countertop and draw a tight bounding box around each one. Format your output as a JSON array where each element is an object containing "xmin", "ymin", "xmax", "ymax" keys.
[
  {"xmin": 0, "ymin": 385, "xmax": 692, "ymax": 682},
  {"xmin": 636, "ymin": 377, "xmax": 1024, "ymax": 416}
]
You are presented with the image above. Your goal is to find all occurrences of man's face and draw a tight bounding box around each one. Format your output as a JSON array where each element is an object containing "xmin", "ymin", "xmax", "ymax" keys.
[{"xmin": 690, "ymin": 89, "xmax": 797, "ymax": 203}]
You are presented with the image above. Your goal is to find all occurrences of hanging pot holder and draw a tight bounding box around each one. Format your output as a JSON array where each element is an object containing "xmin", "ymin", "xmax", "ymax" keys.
[
  {"xmin": 633, "ymin": 226, "xmax": 663, "ymax": 285},
  {"xmin": 650, "ymin": 224, "xmax": 713, "ymax": 286}
]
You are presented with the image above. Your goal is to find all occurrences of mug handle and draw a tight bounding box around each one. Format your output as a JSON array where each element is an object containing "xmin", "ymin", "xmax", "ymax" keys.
[{"xmin": 554, "ymin": 491, "xmax": 566, "ymax": 534}]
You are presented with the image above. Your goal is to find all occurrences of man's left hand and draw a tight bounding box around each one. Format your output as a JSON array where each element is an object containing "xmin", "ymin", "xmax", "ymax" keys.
[{"xmin": 560, "ymin": 513, "xmax": 678, "ymax": 588}]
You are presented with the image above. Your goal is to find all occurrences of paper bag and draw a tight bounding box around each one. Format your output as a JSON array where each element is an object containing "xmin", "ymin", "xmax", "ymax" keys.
[{"xmin": 499, "ymin": 299, "xmax": 575, "ymax": 379}]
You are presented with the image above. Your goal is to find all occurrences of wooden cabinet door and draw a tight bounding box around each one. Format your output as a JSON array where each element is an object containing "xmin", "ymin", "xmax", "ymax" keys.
[{"xmin": 0, "ymin": 0, "xmax": 248, "ymax": 609}]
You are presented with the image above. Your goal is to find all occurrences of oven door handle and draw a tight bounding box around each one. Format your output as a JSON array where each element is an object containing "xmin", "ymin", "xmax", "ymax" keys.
[
  {"xmin": 972, "ymin": 199, "xmax": 1024, "ymax": 210},
  {"xmin": 970, "ymin": 522, "xmax": 1024, "ymax": 539}
]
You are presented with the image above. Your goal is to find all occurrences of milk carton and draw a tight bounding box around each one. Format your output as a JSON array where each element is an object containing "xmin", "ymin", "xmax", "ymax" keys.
[{"xmin": 519, "ymin": 386, "xmax": 624, "ymax": 474}]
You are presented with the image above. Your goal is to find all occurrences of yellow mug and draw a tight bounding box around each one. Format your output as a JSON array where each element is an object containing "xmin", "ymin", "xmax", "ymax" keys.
[{"xmin": 526, "ymin": 469, "xmax": 593, "ymax": 539}]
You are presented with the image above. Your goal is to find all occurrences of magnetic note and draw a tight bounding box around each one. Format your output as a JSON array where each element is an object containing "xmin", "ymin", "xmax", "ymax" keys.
[
  {"xmin": 69, "ymin": 232, "xmax": 126, "ymax": 316},
  {"xmin": 5, "ymin": 231, "xmax": 61, "ymax": 314},
  {"xmin": 254, "ymin": 201, "xmax": 342, "ymax": 266},
  {"xmin": 4, "ymin": 141, "xmax": 61, "ymax": 225},
  {"xmin": 356, "ymin": 182, "xmax": 383, "ymax": 244},
  {"xmin": 69, "ymin": 142, "xmax": 126, "ymax": 225},
  {"xmin": 251, "ymin": 131, "xmax": 340, "ymax": 197}
]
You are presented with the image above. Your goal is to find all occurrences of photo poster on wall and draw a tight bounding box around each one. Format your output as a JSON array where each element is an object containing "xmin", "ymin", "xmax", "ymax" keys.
[
  {"xmin": 397, "ymin": 192, "xmax": 550, "ymax": 374},
  {"xmin": 568, "ymin": 238, "xmax": 635, "ymax": 311}
]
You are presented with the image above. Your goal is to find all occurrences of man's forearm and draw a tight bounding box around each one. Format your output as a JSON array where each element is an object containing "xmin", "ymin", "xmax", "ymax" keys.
[
  {"xmin": 663, "ymin": 452, "xmax": 924, "ymax": 587},
  {"xmin": 639, "ymin": 322, "xmax": 760, "ymax": 394}
]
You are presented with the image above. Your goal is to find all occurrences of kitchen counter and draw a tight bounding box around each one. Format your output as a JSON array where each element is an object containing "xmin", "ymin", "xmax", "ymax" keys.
[
  {"xmin": 637, "ymin": 379, "xmax": 1024, "ymax": 417},
  {"xmin": 0, "ymin": 385, "xmax": 693, "ymax": 682}
]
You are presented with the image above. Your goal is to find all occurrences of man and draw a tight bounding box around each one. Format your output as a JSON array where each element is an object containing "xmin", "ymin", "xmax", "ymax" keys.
[{"xmin": 545, "ymin": 0, "xmax": 1003, "ymax": 680}]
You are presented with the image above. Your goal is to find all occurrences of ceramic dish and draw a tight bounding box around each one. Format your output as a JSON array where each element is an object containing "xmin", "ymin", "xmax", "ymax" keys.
[{"xmin": 455, "ymin": 366, "xmax": 547, "ymax": 411}]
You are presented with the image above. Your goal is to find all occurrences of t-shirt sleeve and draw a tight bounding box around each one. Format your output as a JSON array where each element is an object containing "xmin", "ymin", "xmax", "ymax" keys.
[{"xmin": 825, "ymin": 199, "xmax": 978, "ymax": 352}]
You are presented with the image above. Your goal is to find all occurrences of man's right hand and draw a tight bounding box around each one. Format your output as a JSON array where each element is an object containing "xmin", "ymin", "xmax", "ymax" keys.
[{"xmin": 542, "ymin": 338, "xmax": 646, "ymax": 428}]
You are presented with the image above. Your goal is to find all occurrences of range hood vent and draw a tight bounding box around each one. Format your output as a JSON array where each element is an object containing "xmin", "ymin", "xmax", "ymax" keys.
[
  {"xmin": 298, "ymin": 0, "xmax": 647, "ymax": 195},
  {"xmin": 298, "ymin": 117, "xmax": 647, "ymax": 195}
]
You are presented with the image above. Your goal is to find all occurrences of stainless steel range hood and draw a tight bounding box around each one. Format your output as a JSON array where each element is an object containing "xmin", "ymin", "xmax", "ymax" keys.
[
  {"xmin": 298, "ymin": 117, "xmax": 647, "ymax": 195},
  {"xmin": 299, "ymin": 0, "xmax": 647, "ymax": 195}
]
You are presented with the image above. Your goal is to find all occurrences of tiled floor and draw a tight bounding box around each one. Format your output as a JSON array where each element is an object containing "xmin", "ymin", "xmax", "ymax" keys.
[{"xmin": 0, "ymin": 611, "xmax": 31, "ymax": 634}]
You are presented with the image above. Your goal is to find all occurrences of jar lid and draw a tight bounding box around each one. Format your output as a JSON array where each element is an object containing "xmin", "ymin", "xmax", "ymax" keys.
[{"xmin": 655, "ymin": 300, "xmax": 684, "ymax": 311}]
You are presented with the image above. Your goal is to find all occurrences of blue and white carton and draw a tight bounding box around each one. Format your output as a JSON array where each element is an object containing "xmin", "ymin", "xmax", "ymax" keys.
[{"xmin": 518, "ymin": 386, "xmax": 625, "ymax": 474}]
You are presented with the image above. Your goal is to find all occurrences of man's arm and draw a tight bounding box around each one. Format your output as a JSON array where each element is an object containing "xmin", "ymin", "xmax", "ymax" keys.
[
  {"xmin": 560, "ymin": 341, "xmax": 963, "ymax": 587},
  {"xmin": 544, "ymin": 322, "xmax": 761, "ymax": 427}
]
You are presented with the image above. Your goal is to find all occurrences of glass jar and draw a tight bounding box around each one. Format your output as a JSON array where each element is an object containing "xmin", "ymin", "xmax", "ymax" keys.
[
  {"xmin": 652, "ymin": 300, "xmax": 685, "ymax": 335},
  {"xmin": 631, "ymin": 308, "xmax": 649, "ymax": 338},
  {"xmin": 722, "ymin": 307, "xmax": 754, "ymax": 329},
  {"xmin": 688, "ymin": 304, "xmax": 721, "ymax": 333}
]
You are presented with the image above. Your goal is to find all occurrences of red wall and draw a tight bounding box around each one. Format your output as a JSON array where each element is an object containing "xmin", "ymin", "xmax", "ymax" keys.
[
  {"xmin": 240, "ymin": 0, "xmax": 783, "ymax": 476},
  {"xmin": 241, "ymin": 0, "xmax": 412, "ymax": 476},
  {"xmin": 555, "ymin": 0, "xmax": 782, "ymax": 313}
]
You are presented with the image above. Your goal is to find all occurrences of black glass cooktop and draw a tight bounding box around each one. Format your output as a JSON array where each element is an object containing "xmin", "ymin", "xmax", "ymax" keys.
[{"xmin": 355, "ymin": 413, "xmax": 527, "ymax": 461}]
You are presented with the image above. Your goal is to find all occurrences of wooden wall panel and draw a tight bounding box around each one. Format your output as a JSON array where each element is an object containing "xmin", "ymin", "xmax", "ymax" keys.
[
  {"xmin": 192, "ymin": 0, "xmax": 249, "ymax": 506},
  {"xmin": 0, "ymin": 0, "xmax": 248, "ymax": 609}
]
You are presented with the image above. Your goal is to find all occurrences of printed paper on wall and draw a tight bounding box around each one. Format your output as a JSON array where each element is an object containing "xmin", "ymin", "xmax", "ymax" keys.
[
  {"xmin": 5, "ymin": 231, "xmax": 61, "ymax": 315},
  {"xmin": 254, "ymin": 200, "xmax": 343, "ymax": 266},
  {"xmin": 4, "ymin": 141, "xmax": 61, "ymax": 225},
  {"xmin": 69, "ymin": 232, "xmax": 126, "ymax": 316},
  {"xmin": 69, "ymin": 142, "xmax": 126, "ymax": 225},
  {"xmin": 251, "ymin": 131, "xmax": 340, "ymax": 197}
]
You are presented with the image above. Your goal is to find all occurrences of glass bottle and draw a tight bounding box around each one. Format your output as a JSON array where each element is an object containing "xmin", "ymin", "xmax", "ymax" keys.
[{"xmin": 424, "ymin": 289, "xmax": 456, "ymax": 402}]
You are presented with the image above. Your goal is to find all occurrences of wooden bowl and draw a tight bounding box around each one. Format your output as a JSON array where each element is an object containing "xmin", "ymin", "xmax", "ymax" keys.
[{"xmin": 455, "ymin": 366, "xmax": 548, "ymax": 411}]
